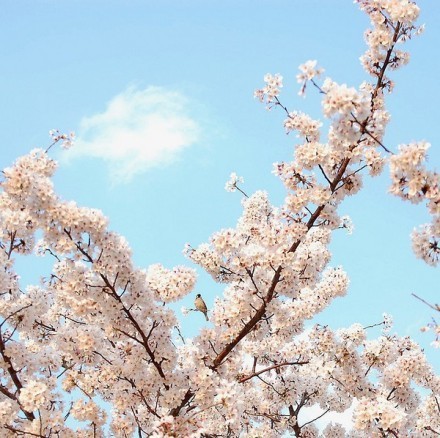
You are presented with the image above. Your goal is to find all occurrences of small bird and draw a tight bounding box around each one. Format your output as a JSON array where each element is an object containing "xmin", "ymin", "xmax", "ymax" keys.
[{"xmin": 194, "ymin": 294, "xmax": 209, "ymax": 321}]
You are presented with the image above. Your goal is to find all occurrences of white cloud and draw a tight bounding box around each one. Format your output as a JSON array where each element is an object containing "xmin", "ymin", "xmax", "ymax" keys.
[{"xmin": 66, "ymin": 86, "xmax": 200, "ymax": 183}]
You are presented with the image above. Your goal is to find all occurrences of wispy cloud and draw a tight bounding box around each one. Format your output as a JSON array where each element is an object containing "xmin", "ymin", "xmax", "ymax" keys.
[{"xmin": 66, "ymin": 86, "xmax": 200, "ymax": 183}]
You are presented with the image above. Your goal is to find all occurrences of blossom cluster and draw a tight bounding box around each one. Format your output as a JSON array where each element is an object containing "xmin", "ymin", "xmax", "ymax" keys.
[
  {"xmin": 296, "ymin": 60, "xmax": 324, "ymax": 96},
  {"xmin": 0, "ymin": 142, "xmax": 193, "ymax": 435},
  {"xmin": 253, "ymin": 73, "xmax": 283, "ymax": 106},
  {"xmin": 49, "ymin": 129, "xmax": 76, "ymax": 149},
  {"xmin": 284, "ymin": 111, "xmax": 322, "ymax": 142},
  {"xmin": 389, "ymin": 142, "xmax": 439, "ymax": 265},
  {"xmin": 146, "ymin": 263, "xmax": 197, "ymax": 302},
  {"xmin": 224, "ymin": 172, "xmax": 244, "ymax": 193}
]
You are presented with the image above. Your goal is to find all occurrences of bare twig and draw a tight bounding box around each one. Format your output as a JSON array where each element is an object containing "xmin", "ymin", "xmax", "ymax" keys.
[{"xmin": 412, "ymin": 293, "xmax": 440, "ymax": 312}]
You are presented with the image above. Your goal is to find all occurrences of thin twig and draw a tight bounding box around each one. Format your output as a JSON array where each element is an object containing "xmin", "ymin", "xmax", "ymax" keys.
[{"xmin": 412, "ymin": 293, "xmax": 440, "ymax": 312}]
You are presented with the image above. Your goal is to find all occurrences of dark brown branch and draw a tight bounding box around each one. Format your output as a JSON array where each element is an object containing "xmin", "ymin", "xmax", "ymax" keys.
[
  {"xmin": 0, "ymin": 330, "xmax": 35, "ymax": 421},
  {"xmin": 245, "ymin": 267, "xmax": 260, "ymax": 294},
  {"xmin": 274, "ymin": 96, "xmax": 291, "ymax": 117},
  {"xmin": 239, "ymin": 360, "xmax": 309, "ymax": 383},
  {"xmin": 58, "ymin": 314, "xmax": 86, "ymax": 326},
  {"xmin": 387, "ymin": 387, "xmax": 397, "ymax": 401},
  {"xmin": 364, "ymin": 321, "xmax": 385, "ymax": 330},
  {"xmin": 209, "ymin": 34, "xmax": 396, "ymax": 370},
  {"xmin": 212, "ymin": 266, "xmax": 282, "ymax": 368},
  {"xmin": 235, "ymin": 185, "xmax": 249, "ymax": 198},
  {"xmin": 4, "ymin": 425, "xmax": 46, "ymax": 437},
  {"xmin": 0, "ymin": 304, "xmax": 32, "ymax": 328},
  {"xmin": 170, "ymin": 18, "xmax": 404, "ymax": 420},
  {"xmin": 311, "ymin": 78, "xmax": 325, "ymax": 94},
  {"xmin": 99, "ymin": 273, "xmax": 167, "ymax": 381},
  {"xmin": 318, "ymin": 165, "xmax": 332, "ymax": 185},
  {"xmin": 301, "ymin": 408, "xmax": 330, "ymax": 428},
  {"xmin": 0, "ymin": 384, "xmax": 16, "ymax": 400},
  {"xmin": 373, "ymin": 22, "xmax": 402, "ymax": 102},
  {"xmin": 93, "ymin": 350, "xmax": 113, "ymax": 365},
  {"xmin": 256, "ymin": 375, "xmax": 284, "ymax": 397},
  {"xmin": 6, "ymin": 231, "xmax": 17, "ymax": 259},
  {"xmin": 252, "ymin": 356, "xmax": 257, "ymax": 374},
  {"xmin": 118, "ymin": 379, "xmax": 162, "ymax": 420},
  {"xmin": 63, "ymin": 228, "xmax": 94, "ymax": 263},
  {"xmin": 63, "ymin": 228, "xmax": 168, "ymax": 381},
  {"xmin": 351, "ymin": 115, "xmax": 392, "ymax": 153},
  {"xmin": 169, "ymin": 389, "xmax": 194, "ymax": 417},
  {"xmin": 412, "ymin": 293, "xmax": 440, "ymax": 312},
  {"xmin": 289, "ymin": 404, "xmax": 302, "ymax": 437}
]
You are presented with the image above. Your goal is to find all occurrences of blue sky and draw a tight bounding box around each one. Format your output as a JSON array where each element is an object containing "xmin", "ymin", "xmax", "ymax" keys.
[{"xmin": 1, "ymin": 1, "xmax": 438, "ymax": 369}]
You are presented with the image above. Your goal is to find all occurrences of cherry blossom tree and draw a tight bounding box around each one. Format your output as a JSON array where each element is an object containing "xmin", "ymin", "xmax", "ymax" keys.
[{"xmin": 0, "ymin": 0, "xmax": 439, "ymax": 436}]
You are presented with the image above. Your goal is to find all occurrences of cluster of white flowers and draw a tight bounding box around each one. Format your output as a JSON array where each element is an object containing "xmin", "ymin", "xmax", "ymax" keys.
[
  {"xmin": 284, "ymin": 111, "xmax": 322, "ymax": 142},
  {"xmin": 224, "ymin": 172, "xmax": 244, "ymax": 192},
  {"xmin": 411, "ymin": 221, "xmax": 440, "ymax": 266},
  {"xmin": 382, "ymin": 312, "xmax": 393, "ymax": 333},
  {"xmin": 0, "ymin": 400, "xmax": 19, "ymax": 428},
  {"xmin": 389, "ymin": 142, "xmax": 439, "ymax": 265},
  {"xmin": 321, "ymin": 79, "xmax": 368, "ymax": 118},
  {"xmin": 381, "ymin": 0, "xmax": 420, "ymax": 24},
  {"xmin": 296, "ymin": 60, "xmax": 324, "ymax": 96},
  {"xmin": 339, "ymin": 215, "xmax": 354, "ymax": 234},
  {"xmin": 354, "ymin": 396, "xmax": 407, "ymax": 431},
  {"xmin": 389, "ymin": 142, "xmax": 435, "ymax": 202},
  {"xmin": 358, "ymin": 0, "xmax": 422, "ymax": 78},
  {"xmin": 146, "ymin": 263, "xmax": 197, "ymax": 302},
  {"xmin": 71, "ymin": 399, "xmax": 106, "ymax": 425},
  {"xmin": 254, "ymin": 73, "xmax": 283, "ymax": 105},
  {"xmin": 364, "ymin": 148, "xmax": 386, "ymax": 176},
  {"xmin": 18, "ymin": 380, "xmax": 49, "ymax": 412},
  {"xmin": 184, "ymin": 242, "xmax": 225, "ymax": 281},
  {"xmin": 49, "ymin": 129, "xmax": 75, "ymax": 149}
]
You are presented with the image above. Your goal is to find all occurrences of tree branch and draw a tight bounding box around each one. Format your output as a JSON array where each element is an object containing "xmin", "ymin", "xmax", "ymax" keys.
[{"xmin": 239, "ymin": 360, "xmax": 309, "ymax": 383}]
